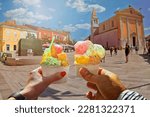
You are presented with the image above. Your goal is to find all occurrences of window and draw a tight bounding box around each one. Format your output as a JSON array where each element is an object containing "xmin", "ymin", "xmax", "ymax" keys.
[
  {"xmin": 20, "ymin": 32, "xmax": 24, "ymax": 38},
  {"xmin": 112, "ymin": 21, "xmax": 114, "ymax": 27},
  {"xmin": 54, "ymin": 35, "xmax": 57, "ymax": 39},
  {"xmin": 14, "ymin": 32, "xmax": 17, "ymax": 37},
  {"xmin": 6, "ymin": 44, "xmax": 10, "ymax": 51},
  {"xmin": 6, "ymin": 30, "xmax": 10, "ymax": 36},
  {"xmin": 57, "ymin": 35, "xmax": 59, "ymax": 39},
  {"xmin": 39, "ymin": 32, "xmax": 41, "ymax": 38},
  {"xmin": 14, "ymin": 45, "xmax": 16, "ymax": 51}
]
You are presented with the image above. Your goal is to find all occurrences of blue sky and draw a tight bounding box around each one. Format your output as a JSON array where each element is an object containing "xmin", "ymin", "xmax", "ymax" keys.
[{"xmin": 0, "ymin": 0, "xmax": 150, "ymax": 41}]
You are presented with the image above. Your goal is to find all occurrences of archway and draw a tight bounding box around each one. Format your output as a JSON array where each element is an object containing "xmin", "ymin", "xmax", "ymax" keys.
[
  {"xmin": 132, "ymin": 36, "xmax": 136, "ymax": 47},
  {"xmin": 130, "ymin": 33, "xmax": 137, "ymax": 47}
]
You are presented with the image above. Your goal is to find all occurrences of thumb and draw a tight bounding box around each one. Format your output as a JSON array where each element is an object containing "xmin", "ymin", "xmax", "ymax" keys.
[
  {"xmin": 79, "ymin": 67, "xmax": 99, "ymax": 84},
  {"xmin": 44, "ymin": 71, "xmax": 66, "ymax": 84}
]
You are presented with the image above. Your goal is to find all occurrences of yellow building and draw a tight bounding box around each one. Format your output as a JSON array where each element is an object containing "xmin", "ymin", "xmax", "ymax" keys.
[{"xmin": 0, "ymin": 20, "xmax": 37, "ymax": 53}]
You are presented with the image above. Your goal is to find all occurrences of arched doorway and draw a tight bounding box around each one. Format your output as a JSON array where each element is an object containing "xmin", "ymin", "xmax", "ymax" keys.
[
  {"xmin": 132, "ymin": 36, "xmax": 136, "ymax": 47},
  {"xmin": 130, "ymin": 33, "xmax": 137, "ymax": 47}
]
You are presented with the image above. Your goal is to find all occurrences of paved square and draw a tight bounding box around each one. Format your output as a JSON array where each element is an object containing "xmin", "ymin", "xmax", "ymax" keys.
[{"xmin": 0, "ymin": 50, "xmax": 150, "ymax": 100}]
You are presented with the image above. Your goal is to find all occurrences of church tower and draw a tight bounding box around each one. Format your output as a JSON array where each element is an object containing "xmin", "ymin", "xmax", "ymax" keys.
[{"xmin": 91, "ymin": 8, "xmax": 99, "ymax": 40}]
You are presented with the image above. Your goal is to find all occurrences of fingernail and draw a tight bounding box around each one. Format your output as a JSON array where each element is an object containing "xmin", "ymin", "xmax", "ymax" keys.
[{"xmin": 60, "ymin": 71, "xmax": 66, "ymax": 77}]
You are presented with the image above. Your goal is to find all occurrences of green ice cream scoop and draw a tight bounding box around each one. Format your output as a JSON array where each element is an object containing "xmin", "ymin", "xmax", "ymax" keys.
[
  {"xmin": 43, "ymin": 56, "xmax": 61, "ymax": 66},
  {"xmin": 94, "ymin": 44, "xmax": 105, "ymax": 59}
]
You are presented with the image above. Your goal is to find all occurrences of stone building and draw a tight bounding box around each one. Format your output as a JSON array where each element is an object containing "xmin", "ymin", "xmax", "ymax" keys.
[{"xmin": 89, "ymin": 6, "xmax": 145, "ymax": 49}]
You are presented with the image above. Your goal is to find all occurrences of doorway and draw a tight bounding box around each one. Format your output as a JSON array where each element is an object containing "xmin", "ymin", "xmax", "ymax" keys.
[{"xmin": 132, "ymin": 36, "xmax": 136, "ymax": 47}]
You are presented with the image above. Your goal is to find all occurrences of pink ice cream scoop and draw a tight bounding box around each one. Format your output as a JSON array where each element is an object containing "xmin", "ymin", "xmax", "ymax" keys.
[
  {"xmin": 74, "ymin": 41, "xmax": 90, "ymax": 54},
  {"xmin": 54, "ymin": 44, "xmax": 63, "ymax": 54}
]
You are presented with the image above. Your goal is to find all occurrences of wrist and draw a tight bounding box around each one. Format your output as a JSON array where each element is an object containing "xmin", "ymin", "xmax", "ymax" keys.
[
  {"xmin": 8, "ymin": 92, "xmax": 27, "ymax": 100},
  {"xmin": 19, "ymin": 89, "xmax": 38, "ymax": 100}
]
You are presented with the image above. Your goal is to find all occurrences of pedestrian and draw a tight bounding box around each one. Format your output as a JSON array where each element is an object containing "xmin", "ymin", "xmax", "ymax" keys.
[
  {"xmin": 110, "ymin": 47, "xmax": 113, "ymax": 57},
  {"xmin": 143, "ymin": 47, "xmax": 146, "ymax": 54},
  {"xmin": 135, "ymin": 46, "xmax": 139, "ymax": 54},
  {"xmin": 125, "ymin": 43, "xmax": 130, "ymax": 63},
  {"xmin": 114, "ymin": 47, "xmax": 117, "ymax": 55}
]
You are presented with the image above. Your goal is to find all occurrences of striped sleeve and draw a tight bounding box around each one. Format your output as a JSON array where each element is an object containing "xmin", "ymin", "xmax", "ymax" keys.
[{"xmin": 117, "ymin": 90, "xmax": 147, "ymax": 100}]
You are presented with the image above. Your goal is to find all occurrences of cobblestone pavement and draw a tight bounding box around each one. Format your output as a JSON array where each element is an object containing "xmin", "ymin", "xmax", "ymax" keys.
[{"xmin": 0, "ymin": 50, "xmax": 150, "ymax": 100}]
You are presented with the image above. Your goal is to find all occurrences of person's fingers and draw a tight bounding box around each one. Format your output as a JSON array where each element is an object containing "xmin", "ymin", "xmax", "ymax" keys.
[
  {"xmin": 87, "ymin": 82, "xmax": 97, "ymax": 90},
  {"xmin": 86, "ymin": 91, "xmax": 95, "ymax": 100},
  {"xmin": 98, "ymin": 68, "xmax": 114, "ymax": 77},
  {"xmin": 98, "ymin": 68, "xmax": 103, "ymax": 75},
  {"xmin": 38, "ymin": 67, "xmax": 43, "ymax": 76},
  {"xmin": 31, "ymin": 67, "xmax": 41, "ymax": 73},
  {"xmin": 94, "ymin": 91, "xmax": 105, "ymax": 100},
  {"xmin": 44, "ymin": 71, "xmax": 66, "ymax": 84},
  {"xmin": 79, "ymin": 67, "xmax": 99, "ymax": 83},
  {"xmin": 30, "ymin": 67, "xmax": 43, "ymax": 80}
]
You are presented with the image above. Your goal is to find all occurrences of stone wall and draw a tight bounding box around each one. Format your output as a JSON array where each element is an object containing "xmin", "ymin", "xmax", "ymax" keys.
[{"xmin": 18, "ymin": 39, "xmax": 43, "ymax": 56}]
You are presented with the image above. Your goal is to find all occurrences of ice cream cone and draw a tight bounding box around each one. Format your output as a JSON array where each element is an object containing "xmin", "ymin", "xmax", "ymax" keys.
[
  {"xmin": 41, "ymin": 65, "xmax": 69, "ymax": 83},
  {"xmin": 75, "ymin": 64, "xmax": 100, "ymax": 77}
]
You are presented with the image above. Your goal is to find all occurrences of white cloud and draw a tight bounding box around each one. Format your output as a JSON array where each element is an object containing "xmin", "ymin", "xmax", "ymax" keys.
[
  {"xmin": 63, "ymin": 24, "xmax": 77, "ymax": 32},
  {"xmin": 144, "ymin": 27, "xmax": 150, "ymax": 31},
  {"xmin": 4, "ymin": 8, "xmax": 52, "ymax": 24},
  {"xmin": 76, "ymin": 23, "xmax": 90, "ymax": 29},
  {"xmin": 63, "ymin": 23, "xmax": 90, "ymax": 32},
  {"xmin": 66, "ymin": 0, "xmax": 106, "ymax": 13},
  {"xmin": 116, "ymin": 7, "xmax": 120, "ymax": 11},
  {"xmin": 13, "ymin": 0, "xmax": 41, "ymax": 7}
]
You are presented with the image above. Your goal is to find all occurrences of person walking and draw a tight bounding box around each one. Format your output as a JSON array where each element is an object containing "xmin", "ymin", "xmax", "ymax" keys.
[
  {"xmin": 135, "ymin": 46, "xmax": 139, "ymax": 54},
  {"xmin": 125, "ymin": 43, "xmax": 130, "ymax": 63},
  {"xmin": 110, "ymin": 47, "xmax": 113, "ymax": 57},
  {"xmin": 114, "ymin": 47, "xmax": 117, "ymax": 55}
]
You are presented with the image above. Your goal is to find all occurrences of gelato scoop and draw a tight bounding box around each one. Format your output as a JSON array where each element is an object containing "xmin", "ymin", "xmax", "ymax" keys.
[
  {"xmin": 74, "ymin": 40, "xmax": 105, "ymax": 76},
  {"xmin": 41, "ymin": 43, "xmax": 69, "ymax": 83}
]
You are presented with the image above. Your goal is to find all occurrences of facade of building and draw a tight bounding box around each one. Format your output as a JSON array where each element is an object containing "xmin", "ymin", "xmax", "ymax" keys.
[
  {"xmin": 90, "ymin": 6, "xmax": 145, "ymax": 49},
  {"xmin": 25, "ymin": 25, "xmax": 53, "ymax": 40},
  {"xmin": 0, "ymin": 20, "xmax": 37, "ymax": 52},
  {"xmin": 0, "ymin": 20, "xmax": 74, "ymax": 53},
  {"xmin": 25, "ymin": 25, "xmax": 73, "ymax": 44}
]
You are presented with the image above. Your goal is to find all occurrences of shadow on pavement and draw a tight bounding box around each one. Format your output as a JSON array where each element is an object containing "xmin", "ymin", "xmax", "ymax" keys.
[
  {"xmin": 139, "ymin": 54, "xmax": 150, "ymax": 64},
  {"xmin": 40, "ymin": 87, "xmax": 85, "ymax": 100},
  {"xmin": 113, "ymin": 61, "xmax": 125, "ymax": 64}
]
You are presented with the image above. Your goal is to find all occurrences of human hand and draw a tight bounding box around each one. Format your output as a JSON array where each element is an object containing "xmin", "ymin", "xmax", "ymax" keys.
[
  {"xmin": 79, "ymin": 67, "xmax": 126, "ymax": 100},
  {"xmin": 19, "ymin": 67, "xmax": 66, "ymax": 100}
]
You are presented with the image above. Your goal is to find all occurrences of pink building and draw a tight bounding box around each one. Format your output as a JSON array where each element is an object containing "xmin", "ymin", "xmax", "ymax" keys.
[{"xmin": 89, "ymin": 6, "xmax": 145, "ymax": 49}]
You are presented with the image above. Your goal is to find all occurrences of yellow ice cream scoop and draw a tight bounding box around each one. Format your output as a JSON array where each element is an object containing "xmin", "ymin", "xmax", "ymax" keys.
[
  {"xmin": 75, "ymin": 55, "xmax": 89, "ymax": 64},
  {"xmin": 58, "ymin": 53, "xmax": 69, "ymax": 66},
  {"xmin": 61, "ymin": 60, "xmax": 69, "ymax": 66}
]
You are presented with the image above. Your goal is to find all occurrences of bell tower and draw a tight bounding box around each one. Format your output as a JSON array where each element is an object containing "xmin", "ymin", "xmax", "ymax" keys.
[{"xmin": 91, "ymin": 8, "xmax": 99, "ymax": 40}]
